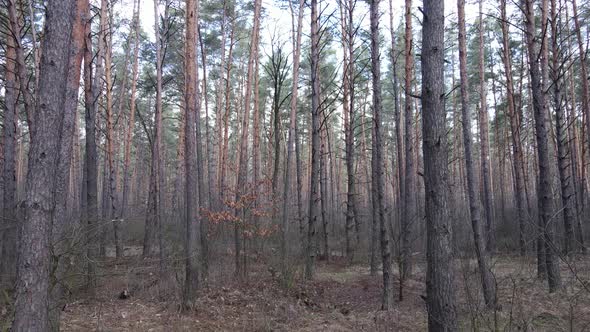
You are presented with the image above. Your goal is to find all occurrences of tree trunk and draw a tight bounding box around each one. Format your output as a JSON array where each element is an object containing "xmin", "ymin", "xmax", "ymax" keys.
[
  {"xmin": 49, "ymin": 0, "xmax": 89, "ymax": 327},
  {"xmin": 457, "ymin": 0, "xmax": 496, "ymax": 308},
  {"xmin": 369, "ymin": 0, "xmax": 392, "ymax": 310},
  {"xmin": 500, "ymin": 0, "xmax": 528, "ymax": 257},
  {"xmin": 12, "ymin": 0, "xmax": 76, "ymax": 329},
  {"xmin": 182, "ymin": 0, "xmax": 200, "ymax": 310},
  {"xmin": 421, "ymin": 0, "xmax": 458, "ymax": 329},
  {"xmin": 281, "ymin": 0, "xmax": 305, "ymax": 272},
  {"xmin": 121, "ymin": 0, "xmax": 141, "ymax": 220},
  {"xmin": 1, "ymin": 11, "xmax": 18, "ymax": 285},
  {"xmin": 402, "ymin": 0, "xmax": 415, "ymax": 283},
  {"xmin": 144, "ymin": 0, "xmax": 163, "ymax": 258},
  {"xmin": 305, "ymin": 0, "xmax": 321, "ymax": 280},
  {"xmin": 550, "ymin": 0, "xmax": 576, "ymax": 257},
  {"xmin": 84, "ymin": 8, "xmax": 99, "ymax": 293},
  {"xmin": 478, "ymin": 0, "xmax": 495, "ymax": 253},
  {"xmin": 234, "ymin": 0, "xmax": 262, "ymax": 278},
  {"xmin": 523, "ymin": 0, "xmax": 562, "ymax": 292}
]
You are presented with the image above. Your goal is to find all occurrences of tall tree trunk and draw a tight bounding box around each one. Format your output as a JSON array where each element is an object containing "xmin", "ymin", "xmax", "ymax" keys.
[
  {"xmin": 7, "ymin": 0, "xmax": 35, "ymax": 141},
  {"xmin": 402, "ymin": 0, "xmax": 415, "ymax": 283},
  {"xmin": 523, "ymin": 0, "xmax": 562, "ymax": 292},
  {"xmin": 11, "ymin": 0, "xmax": 76, "ymax": 329},
  {"xmin": 121, "ymin": 0, "xmax": 141, "ymax": 220},
  {"xmin": 102, "ymin": 0, "xmax": 121, "ymax": 258},
  {"xmin": 1, "ymin": 11, "xmax": 18, "ymax": 285},
  {"xmin": 550, "ymin": 0, "xmax": 576, "ymax": 257},
  {"xmin": 281, "ymin": 0, "xmax": 304, "ymax": 272},
  {"xmin": 49, "ymin": 0, "xmax": 89, "ymax": 327},
  {"xmin": 84, "ymin": 8, "xmax": 99, "ymax": 293},
  {"xmin": 457, "ymin": 0, "xmax": 496, "ymax": 308},
  {"xmin": 421, "ymin": 0, "xmax": 458, "ymax": 329},
  {"xmin": 234, "ymin": 0, "xmax": 262, "ymax": 278},
  {"xmin": 144, "ymin": 0, "xmax": 163, "ymax": 258},
  {"xmin": 305, "ymin": 0, "xmax": 321, "ymax": 280},
  {"xmin": 500, "ymin": 0, "xmax": 528, "ymax": 257},
  {"xmin": 369, "ymin": 0, "xmax": 392, "ymax": 310},
  {"xmin": 478, "ymin": 0, "xmax": 495, "ymax": 253},
  {"xmin": 183, "ymin": 0, "xmax": 200, "ymax": 310}
]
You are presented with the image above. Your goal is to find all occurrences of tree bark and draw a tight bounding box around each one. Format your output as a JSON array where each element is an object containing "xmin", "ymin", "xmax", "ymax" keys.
[
  {"xmin": 402, "ymin": 0, "xmax": 415, "ymax": 282},
  {"xmin": 523, "ymin": 0, "xmax": 561, "ymax": 292},
  {"xmin": 500, "ymin": 0, "xmax": 528, "ymax": 257},
  {"xmin": 12, "ymin": 0, "xmax": 76, "ymax": 329},
  {"xmin": 144, "ymin": 0, "xmax": 163, "ymax": 258},
  {"xmin": 457, "ymin": 0, "xmax": 496, "ymax": 308},
  {"xmin": 478, "ymin": 0, "xmax": 495, "ymax": 253},
  {"xmin": 182, "ymin": 0, "xmax": 200, "ymax": 310},
  {"xmin": 421, "ymin": 0, "xmax": 458, "ymax": 329},
  {"xmin": 369, "ymin": 0, "xmax": 392, "ymax": 310},
  {"xmin": 1, "ymin": 10, "xmax": 18, "ymax": 285},
  {"xmin": 305, "ymin": 0, "xmax": 321, "ymax": 280}
]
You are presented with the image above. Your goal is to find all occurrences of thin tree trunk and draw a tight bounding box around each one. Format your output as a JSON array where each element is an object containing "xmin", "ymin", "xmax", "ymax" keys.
[
  {"xmin": 234, "ymin": 0, "xmax": 262, "ymax": 278},
  {"xmin": 550, "ymin": 0, "xmax": 576, "ymax": 257},
  {"xmin": 402, "ymin": 0, "xmax": 415, "ymax": 283},
  {"xmin": 84, "ymin": 8, "xmax": 99, "ymax": 293},
  {"xmin": 144, "ymin": 0, "xmax": 163, "ymax": 258},
  {"xmin": 478, "ymin": 0, "xmax": 495, "ymax": 253},
  {"xmin": 305, "ymin": 0, "xmax": 321, "ymax": 280},
  {"xmin": 121, "ymin": 0, "xmax": 141, "ymax": 220},
  {"xmin": 500, "ymin": 0, "xmax": 528, "ymax": 258},
  {"xmin": 457, "ymin": 0, "xmax": 496, "ymax": 308},
  {"xmin": 1, "ymin": 12, "xmax": 18, "ymax": 285},
  {"xmin": 281, "ymin": 0, "xmax": 304, "ymax": 271}
]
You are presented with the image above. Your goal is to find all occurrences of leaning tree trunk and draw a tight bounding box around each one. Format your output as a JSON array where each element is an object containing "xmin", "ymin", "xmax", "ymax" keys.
[
  {"xmin": 12, "ymin": 0, "xmax": 76, "ymax": 329},
  {"xmin": 457, "ymin": 0, "xmax": 496, "ymax": 308},
  {"xmin": 421, "ymin": 0, "xmax": 458, "ymax": 329},
  {"xmin": 523, "ymin": 0, "xmax": 562, "ymax": 292}
]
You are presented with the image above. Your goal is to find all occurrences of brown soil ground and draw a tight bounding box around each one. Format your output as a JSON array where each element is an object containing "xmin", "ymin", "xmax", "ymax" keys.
[{"xmin": 3, "ymin": 250, "xmax": 590, "ymax": 331}]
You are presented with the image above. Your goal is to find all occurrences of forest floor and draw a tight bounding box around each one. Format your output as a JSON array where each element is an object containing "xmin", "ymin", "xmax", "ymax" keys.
[{"xmin": 53, "ymin": 247, "xmax": 590, "ymax": 332}]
